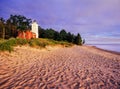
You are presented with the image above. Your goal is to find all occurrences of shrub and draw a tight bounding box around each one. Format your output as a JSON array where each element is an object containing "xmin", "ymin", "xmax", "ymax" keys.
[
  {"xmin": 28, "ymin": 40, "xmax": 36, "ymax": 47},
  {"xmin": 28, "ymin": 39, "xmax": 47, "ymax": 48},
  {"xmin": 0, "ymin": 38, "xmax": 73, "ymax": 52},
  {"xmin": 0, "ymin": 41, "xmax": 13, "ymax": 52},
  {"xmin": 7, "ymin": 38, "xmax": 17, "ymax": 46},
  {"xmin": 16, "ymin": 38, "xmax": 28, "ymax": 45}
]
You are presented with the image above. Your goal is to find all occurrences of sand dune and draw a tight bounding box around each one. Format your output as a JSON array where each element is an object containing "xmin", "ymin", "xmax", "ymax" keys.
[{"xmin": 0, "ymin": 46, "xmax": 120, "ymax": 89}]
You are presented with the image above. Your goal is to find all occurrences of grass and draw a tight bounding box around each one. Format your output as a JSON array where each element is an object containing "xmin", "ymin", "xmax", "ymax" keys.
[{"xmin": 0, "ymin": 38, "xmax": 73, "ymax": 52}]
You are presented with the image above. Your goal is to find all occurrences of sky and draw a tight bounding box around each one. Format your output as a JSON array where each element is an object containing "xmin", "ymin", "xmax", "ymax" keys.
[{"xmin": 0, "ymin": 0, "xmax": 120, "ymax": 44}]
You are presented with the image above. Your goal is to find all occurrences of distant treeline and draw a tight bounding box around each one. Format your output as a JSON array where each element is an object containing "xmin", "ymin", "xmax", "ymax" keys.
[
  {"xmin": 39, "ymin": 28, "xmax": 83, "ymax": 45},
  {"xmin": 0, "ymin": 14, "xmax": 84, "ymax": 45}
]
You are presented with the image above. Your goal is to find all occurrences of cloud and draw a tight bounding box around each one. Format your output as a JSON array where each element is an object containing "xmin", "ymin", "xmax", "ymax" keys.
[{"xmin": 0, "ymin": 0, "xmax": 120, "ymax": 44}]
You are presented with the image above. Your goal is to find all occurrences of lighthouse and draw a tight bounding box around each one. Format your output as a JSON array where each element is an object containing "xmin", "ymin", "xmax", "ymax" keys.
[{"xmin": 31, "ymin": 20, "xmax": 38, "ymax": 38}]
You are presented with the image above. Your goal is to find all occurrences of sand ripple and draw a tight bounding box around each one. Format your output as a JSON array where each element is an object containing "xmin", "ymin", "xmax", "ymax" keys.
[{"xmin": 0, "ymin": 46, "xmax": 120, "ymax": 89}]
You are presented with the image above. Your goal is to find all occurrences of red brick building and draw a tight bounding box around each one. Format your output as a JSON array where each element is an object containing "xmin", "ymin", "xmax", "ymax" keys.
[{"xmin": 18, "ymin": 30, "xmax": 36, "ymax": 39}]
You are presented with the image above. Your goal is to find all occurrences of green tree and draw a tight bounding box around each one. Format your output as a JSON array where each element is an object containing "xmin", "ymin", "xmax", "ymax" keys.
[
  {"xmin": 38, "ymin": 26, "xmax": 46, "ymax": 38},
  {"xmin": 66, "ymin": 32, "xmax": 75, "ymax": 42},
  {"xmin": 6, "ymin": 19, "xmax": 17, "ymax": 38},
  {"xmin": 3, "ymin": 15, "xmax": 32, "ymax": 38},
  {"xmin": 8, "ymin": 15, "xmax": 32, "ymax": 31},
  {"xmin": 74, "ymin": 33, "xmax": 82, "ymax": 45},
  {"xmin": 0, "ymin": 18, "xmax": 6, "ymax": 39},
  {"xmin": 54, "ymin": 31, "xmax": 61, "ymax": 41},
  {"xmin": 44, "ymin": 29, "xmax": 56, "ymax": 39},
  {"xmin": 60, "ymin": 29, "xmax": 67, "ymax": 41}
]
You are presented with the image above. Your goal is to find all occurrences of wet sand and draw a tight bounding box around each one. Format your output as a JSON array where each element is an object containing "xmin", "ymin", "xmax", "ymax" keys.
[{"xmin": 0, "ymin": 46, "xmax": 120, "ymax": 89}]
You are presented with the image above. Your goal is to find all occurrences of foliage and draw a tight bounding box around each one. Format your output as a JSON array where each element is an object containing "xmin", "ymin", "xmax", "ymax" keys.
[
  {"xmin": 16, "ymin": 38, "xmax": 28, "ymax": 45},
  {"xmin": 0, "ymin": 42, "xmax": 13, "ymax": 52},
  {"xmin": 54, "ymin": 31, "xmax": 61, "ymax": 41},
  {"xmin": 8, "ymin": 15, "xmax": 32, "ymax": 31},
  {"xmin": 66, "ymin": 32, "xmax": 75, "ymax": 43},
  {"xmin": 60, "ymin": 29, "xmax": 67, "ymax": 41},
  {"xmin": 74, "ymin": 33, "xmax": 82, "ymax": 45},
  {"xmin": 0, "ymin": 17, "xmax": 5, "ymax": 39},
  {"xmin": 0, "ymin": 38, "xmax": 73, "ymax": 52},
  {"xmin": 38, "ymin": 27, "xmax": 83, "ymax": 45},
  {"xmin": 0, "ymin": 38, "xmax": 14, "ymax": 52},
  {"xmin": 28, "ymin": 38, "xmax": 48, "ymax": 48},
  {"xmin": 0, "ymin": 14, "xmax": 84, "ymax": 45},
  {"xmin": 0, "ymin": 15, "xmax": 32, "ymax": 39}
]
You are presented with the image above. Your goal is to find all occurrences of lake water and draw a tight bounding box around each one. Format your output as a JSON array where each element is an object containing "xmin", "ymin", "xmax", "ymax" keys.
[{"xmin": 88, "ymin": 44, "xmax": 120, "ymax": 53}]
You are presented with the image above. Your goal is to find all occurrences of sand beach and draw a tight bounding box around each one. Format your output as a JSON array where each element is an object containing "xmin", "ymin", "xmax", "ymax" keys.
[{"xmin": 0, "ymin": 46, "xmax": 120, "ymax": 89}]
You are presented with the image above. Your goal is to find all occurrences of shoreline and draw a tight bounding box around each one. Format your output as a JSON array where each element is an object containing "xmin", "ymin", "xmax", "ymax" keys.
[
  {"xmin": 85, "ymin": 45, "xmax": 120, "ymax": 55},
  {"xmin": 93, "ymin": 46, "xmax": 120, "ymax": 55}
]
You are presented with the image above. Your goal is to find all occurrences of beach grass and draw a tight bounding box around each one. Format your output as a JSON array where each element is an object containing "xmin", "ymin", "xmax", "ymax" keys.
[{"xmin": 0, "ymin": 38, "xmax": 73, "ymax": 52}]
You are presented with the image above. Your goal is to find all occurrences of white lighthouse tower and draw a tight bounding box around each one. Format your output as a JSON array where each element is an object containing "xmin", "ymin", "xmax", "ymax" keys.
[{"xmin": 32, "ymin": 20, "xmax": 38, "ymax": 38}]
